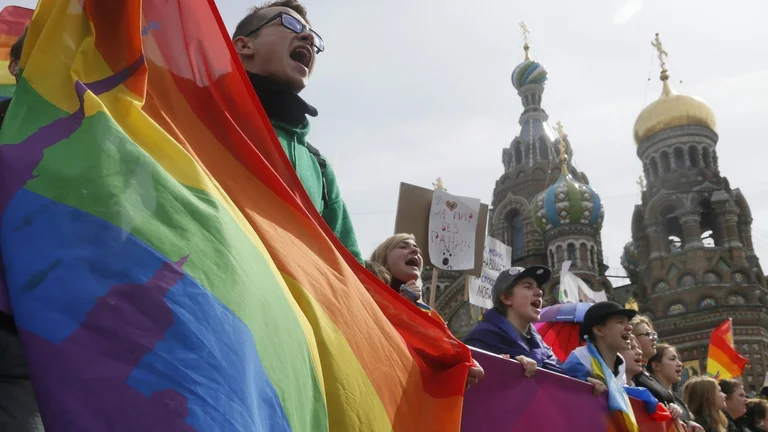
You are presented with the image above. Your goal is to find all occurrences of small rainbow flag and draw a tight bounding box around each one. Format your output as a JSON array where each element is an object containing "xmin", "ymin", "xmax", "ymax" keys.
[
  {"xmin": 0, "ymin": 0, "xmax": 471, "ymax": 430},
  {"xmin": 0, "ymin": 6, "xmax": 32, "ymax": 100},
  {"xmin": 706, "ymin": 319, "xmax": 748, "ymax": 380}
]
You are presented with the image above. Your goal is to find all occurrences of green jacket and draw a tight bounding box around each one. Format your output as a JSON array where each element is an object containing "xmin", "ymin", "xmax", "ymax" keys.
[{"xmin": 272, "ymin": 120, "xmax": 363, "ymax": 263}]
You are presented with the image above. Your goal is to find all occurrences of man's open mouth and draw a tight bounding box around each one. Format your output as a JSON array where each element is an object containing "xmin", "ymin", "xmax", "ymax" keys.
[
  {"xmin": 621, "ymin": 334, "xmax": 631, "ymax": 341},
  {"xmin": 531, "ymin": 299, "xmax": 542, "ymax": 309},
  {"xmin": 289, "ymin": 45, "xmax": 312, "ymax": 69}
]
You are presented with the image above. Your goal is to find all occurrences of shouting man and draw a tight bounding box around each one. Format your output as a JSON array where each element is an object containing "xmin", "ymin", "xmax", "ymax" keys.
[{"xmin": 232, "ymin": 1, "xmax": 363, "ymax": 262}]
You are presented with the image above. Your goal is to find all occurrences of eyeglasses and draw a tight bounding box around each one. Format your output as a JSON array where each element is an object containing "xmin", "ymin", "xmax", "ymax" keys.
[
  {"xmin": 245, "ymin": 13, "xmax": 325, "ymax": 54},
  {"xmin": 636, "ymin": 331, "xmax": 658, "ymax": 341}
]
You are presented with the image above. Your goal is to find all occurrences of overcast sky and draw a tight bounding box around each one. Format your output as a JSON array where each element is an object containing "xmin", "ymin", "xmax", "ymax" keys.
[{"xmin": 15, "ymin": 0, "xmax": 768, "ymax": 285}]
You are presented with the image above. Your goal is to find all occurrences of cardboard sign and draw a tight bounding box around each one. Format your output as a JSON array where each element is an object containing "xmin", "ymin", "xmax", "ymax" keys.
[
  {"xmin": 468, "ymin": 237, "xmax": 511, "ymax": 308},
  {"xmin": 393, "ymin": 183, "xmax": 488, "ymax": 277},
  {"xmin": 427, "ymin": 189, "xmax": 481, "ymax": 271}
]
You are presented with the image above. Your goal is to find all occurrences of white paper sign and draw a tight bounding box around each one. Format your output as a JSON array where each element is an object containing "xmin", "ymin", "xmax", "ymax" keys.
[
  {"xmin": 468, "ymin": 237, "xmax": 512, "ymax": 309},
  {"xmin": 428, "ymin": 189, "xmax": 481, "ymax": 271}
]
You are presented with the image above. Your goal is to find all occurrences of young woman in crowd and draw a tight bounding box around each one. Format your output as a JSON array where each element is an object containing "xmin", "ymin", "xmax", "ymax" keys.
[
  {"xmin": 684, "ymin": 376, "xmax": 729, "ymax": 432},
  {"xmin": 645, "ymin": 343, "xmax": 709, "ymax": 431},
  {"xmin": 742, "ymin": 399, "xmax": 768, "ymax": 432},
  {"xmin": 620, "ymin": 334, "xmax": 644, "ymax": 386},
  {"xmin": 631, "ymin": 314, "xmax": 658, "ymax": 364},
  {"xmin": 367, "ymin": 233, "xmax": 442, "ymax": 321},
  {"xmin": 719, "ymin": 379, "xmax": 747, "ymax": 432},
  {"xmin": 367, "ymin": 233, "xmax": 485, "ymax": 389}
]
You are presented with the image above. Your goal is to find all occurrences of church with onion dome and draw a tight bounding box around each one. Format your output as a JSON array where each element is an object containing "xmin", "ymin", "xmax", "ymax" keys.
[
  {"xmin": 426, "ymin": 29, "xmax": 768, "ymax": 386},
  {"xmin": 423, "ymin": 27, "xmax": 614, "ymax": 337},
  {"xmin": 616, "ymin": 34, "xmax": 768, "ymax": 392}
]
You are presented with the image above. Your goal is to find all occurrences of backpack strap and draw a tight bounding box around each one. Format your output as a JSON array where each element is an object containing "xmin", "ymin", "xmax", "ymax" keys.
[{"xmin": 304, "ymin": 142, "xmax": 329, "ymax": 211}]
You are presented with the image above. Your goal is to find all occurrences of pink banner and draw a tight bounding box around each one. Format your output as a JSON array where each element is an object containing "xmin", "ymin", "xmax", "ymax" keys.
[{"xmin": 462, "ymin": 348, "xmax": 685, "ymax": 431}]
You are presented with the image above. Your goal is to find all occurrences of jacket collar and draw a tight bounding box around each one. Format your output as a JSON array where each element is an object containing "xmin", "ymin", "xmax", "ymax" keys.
[
  {"xmin": 481, "ymin": 308, "xmax": 544, "ymax": 351},
  {"xmin": 247, "ymin": 72, "xmax": 317, "ymax": 128}
]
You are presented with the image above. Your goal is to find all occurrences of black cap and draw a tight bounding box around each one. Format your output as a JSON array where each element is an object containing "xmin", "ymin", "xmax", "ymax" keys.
[
  {"xmin": 579, "ymin": 301, "xmax": 637, "ymax": 341},
  {"xmin": 491, "ymin": 266, "xmax": 551, "ymax": 308}
]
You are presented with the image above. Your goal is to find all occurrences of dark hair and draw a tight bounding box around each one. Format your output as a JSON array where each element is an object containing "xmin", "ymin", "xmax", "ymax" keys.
[
  {"xmin": 9, "ymin": 28, "xmax": 26, "ymax": 61},
  {"xmin": 744, "ymin": 399, "xmax": 768, "ymax": 430},
  {"xmin": 719, "ymin": 378, "xmax": 743, "ymax": 399},
  {"xmin": 648, "ymin": 343, "xmax": 677, "ymax": 375},
  {"xmin": 233, "ymin": 1, "xmax": 309, "ymax": 39}
]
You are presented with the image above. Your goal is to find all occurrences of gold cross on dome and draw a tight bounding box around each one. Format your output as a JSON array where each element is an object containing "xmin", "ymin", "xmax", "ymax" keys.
[
  {"xmin": 555, "ymin": 121, "xmax": 568, "ymax": 171},
  {"xmin": 651, "ymin": 33, "xmax": 668, "ymax": 72},
  {"xmin": 519, "ymin": 21, "xmax": 531, "ymax": 59}
]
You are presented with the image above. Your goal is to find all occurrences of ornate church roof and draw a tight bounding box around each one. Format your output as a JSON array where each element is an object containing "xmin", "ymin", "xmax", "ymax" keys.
[
  {"xmin": 531, "ymin": 124, "xmax": 604, "ymax": 233},
  {"xmin": 633, "ymin": 34, "xmax": 716, "ymax": 144}
]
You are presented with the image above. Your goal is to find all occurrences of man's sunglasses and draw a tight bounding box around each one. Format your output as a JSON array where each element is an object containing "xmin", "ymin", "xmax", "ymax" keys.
[
  {"xmin": 636, "ymin": 331, "xmax": 658, "ymax": 341},
  {"xmin": 246, "ymin": 13, "xmax": 325, "ymax": 54}
]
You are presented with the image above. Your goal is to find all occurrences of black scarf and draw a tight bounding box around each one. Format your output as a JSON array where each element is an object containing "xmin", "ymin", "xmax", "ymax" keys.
[{"xmin": 247, "ymin": 72, "xmax": 317, "ymax": 128}]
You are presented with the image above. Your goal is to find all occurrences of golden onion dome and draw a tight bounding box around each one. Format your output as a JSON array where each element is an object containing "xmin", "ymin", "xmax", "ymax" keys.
[
  {"xmin": 634, "ymin": 33, "xmax": 716, "ymax": 144},
  {"xmin": 633, "ymin": 78, "xmax": 716, "ymax": 144}
]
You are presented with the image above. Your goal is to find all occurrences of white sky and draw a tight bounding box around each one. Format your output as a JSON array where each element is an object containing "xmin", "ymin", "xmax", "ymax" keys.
[{"xmin": 14, "ymin": 0, "xmax": 768, "ymax": 285}]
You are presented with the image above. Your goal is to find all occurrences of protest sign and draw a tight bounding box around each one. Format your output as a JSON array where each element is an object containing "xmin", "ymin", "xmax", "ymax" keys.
[
  {"xmin": 462, "ymin": 348, "xmax": 685, "ymax": 431},
  {"xmin": 394, "ymin": 183, "xmax": 487, "ymax": 277},
  {"xmin": 468, "ymin": 237, "xmax": 511, "ymax": 309},
  {"xmin": 427, "ymin": 189, "xmax": 480, "ymax": 271}
]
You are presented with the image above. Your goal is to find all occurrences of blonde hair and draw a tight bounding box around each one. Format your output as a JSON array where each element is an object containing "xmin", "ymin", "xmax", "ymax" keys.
[
  {"xmin": 684, "ymin": 376, "xmax": 728, "ymax": 432},
  {"xmin": 630, "ymin": 314, "xmax": 654, "ymax": 333},
  {"xmin": 368, "ymin": 233, "xmax": 418, "ymax": 285}
]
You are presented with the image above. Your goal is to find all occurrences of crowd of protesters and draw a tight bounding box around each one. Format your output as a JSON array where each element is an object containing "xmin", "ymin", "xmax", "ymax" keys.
[{"xmin": 1, "ymin": 1, "xmax": 766, "ymax": 431}]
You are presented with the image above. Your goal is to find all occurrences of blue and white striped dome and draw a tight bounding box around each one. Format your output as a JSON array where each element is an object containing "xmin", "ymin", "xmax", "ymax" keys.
[{"xmin": 512, "ymin": 60, "xmax": 548, "ymax": 90}]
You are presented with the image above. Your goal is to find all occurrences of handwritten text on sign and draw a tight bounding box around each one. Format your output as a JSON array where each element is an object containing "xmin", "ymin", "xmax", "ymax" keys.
[
  {"xmin": 468, "ymin": 237, "xmax": 512, "ymax": 308},
  {"xmin": 428, "ymin": 189, "xmax": 480, "ymax": 271}
]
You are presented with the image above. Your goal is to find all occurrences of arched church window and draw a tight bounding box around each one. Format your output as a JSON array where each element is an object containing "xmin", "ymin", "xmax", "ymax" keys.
[
  {"xmin": 668, "ymin": 304, "xmax": 686, "ymax": 316},
  {"xmin": 680, "ymin": 274, "xmax": 696, "ymax": 288},
  {"xmin": 732, "ymin": 272, "xmax": 747, "ymax": 284},
  {"xmin": 556, "ymin": 245, "xmax": 564, "ymax": 262},
  {"xmin": 579, "ymin": 243, "xmax": 589, "ymax": 267},
  {"xmin": 650, "ymin": 157, "xmax": 659, "ymax": 178},
  {"xmin": 700, "ymin": 298, "xmax": 716, "ymax": 309},
  {"xmin": 548, "ymin": 249, "xmax": 555, "ymax": 268},
  {"xmin": 567, "ymin": 243, "xmax": 577, "ymax": 263},
  {"xmin": 713, "ymin": 153, "xmax": 720, "ymax": 170},
  {"xmin": 514, "ymin": 143, "xmax": 523, "ymax": 167},
  {"xmin": 524, "ymin": 145, "xmax": 531, "ymax": 165},
  {"xmin": 654, "ymin": 281, "xmax": 670, "ymax": 293},
  {"xmin": 726, "ymin": 295, "xmax": 746, "ymax": 305},
  {"xmin": 660, "ymin": 151, "xmax": 671, "ymax": 173},
  {"xmin": 673, "ymin": 147, "xmax": 686, "ymax": 169},
  {"xmin": 539, "ymin": 141, "xmax": 549, "ymax": 161},
  {"xmin": 590, "ymin": 246, "xmax": 597, "ymax": 270},
  {"xmin": 703, "ymin": 272, "xmax": 721, "ymax": 284},
  {"xmin": 505, "ymin": 211, "xmax": 525, "ymax": 260},
  {"xmin": 688, "ymin": 146, "xmax": 699, "ymax": 168},
  {"xmin": 703, "ymin": 147, "xmax": 712, "ymax": 169},
  {"xmin": 701, "ymin": 230, "xmax": 715, "ymax": 247}
]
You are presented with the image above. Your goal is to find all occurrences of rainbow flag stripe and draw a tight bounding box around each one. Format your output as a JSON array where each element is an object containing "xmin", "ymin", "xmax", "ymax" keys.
[
  {"xmin": 0, "ymin": 1, "xmax": 471, "ymax": 430},
  {"xmin": 0, "ymin": 6, "xmax": 32, "ymax": 100},
  {"xmin": 706, "ymin": 319, "xmax": 748, "ymax": 380}
]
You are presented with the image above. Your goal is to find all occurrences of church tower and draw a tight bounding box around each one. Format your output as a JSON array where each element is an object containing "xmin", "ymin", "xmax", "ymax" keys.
[
  {"xmin": 623, "ymin": 34, "xmax": 768, "ymax": 391},
  {"xmin": 428, "ymin": 25, "xmax": 612, "ymax": 338},
  {"xmin": 530, "ymin": 124, "xmax": 612, "ymax": 301}
]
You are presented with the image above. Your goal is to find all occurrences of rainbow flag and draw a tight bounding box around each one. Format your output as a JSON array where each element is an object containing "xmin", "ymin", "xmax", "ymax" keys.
[
  {"xmin": 0, "ymin": 6, "xmax": 32, "ymax": 100},
  {"xmin": 0, "ymin": 1, "xmax": 471, "ymax": 430},
  {"xmin": 706, "ymin": 319, "xmax": 748, "ymax": 380}
]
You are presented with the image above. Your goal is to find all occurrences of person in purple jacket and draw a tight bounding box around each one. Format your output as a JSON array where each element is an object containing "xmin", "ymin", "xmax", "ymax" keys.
[{"xmin": 464, "ymin": 265, "xmax": 564, "ymax": 377}]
